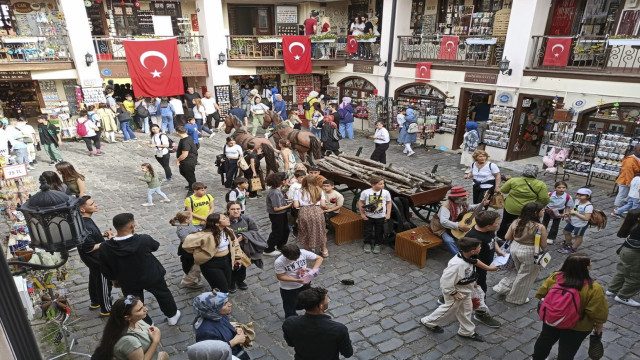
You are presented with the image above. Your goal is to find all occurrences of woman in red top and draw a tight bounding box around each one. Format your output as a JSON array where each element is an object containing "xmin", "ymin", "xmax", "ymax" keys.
[{"xmin": 319, "ymin": 17, "xmax": 331, "ymax": 59}]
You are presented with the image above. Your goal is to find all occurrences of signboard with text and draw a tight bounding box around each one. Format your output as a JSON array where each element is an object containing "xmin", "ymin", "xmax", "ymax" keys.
[
  {"xmin": 464, "ymin": 72, "xmax": 498, "ymax": 84},
  {"xmin": 0, "ymin": 71, "xmax": 31, "ymax": 81},
  {"xmin": 353, "ymin": 64, "xmax": 374, "ymax": 74},
  {"xmin": 2, "ymin": 164, "xmax": 28, "ymax": 180}
]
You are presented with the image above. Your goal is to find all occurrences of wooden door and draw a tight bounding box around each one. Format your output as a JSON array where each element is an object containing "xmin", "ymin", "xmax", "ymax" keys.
[{"xmin": 255, "ymin": 6, "xmax": 274, "ymax": 36}]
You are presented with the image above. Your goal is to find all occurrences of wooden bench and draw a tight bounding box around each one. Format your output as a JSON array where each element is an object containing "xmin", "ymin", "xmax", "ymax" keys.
[
  {"xmin": 394, "ymin": 225, "xmax": 443, "ymax": 268},
  {"xmin": 329, "ymin": 207, "xmax": 363, "ymax": 245}
]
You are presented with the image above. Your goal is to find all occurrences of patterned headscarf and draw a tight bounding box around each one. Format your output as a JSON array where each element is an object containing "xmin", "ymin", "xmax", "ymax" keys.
[
  {"xmin": 522, "ymin": 164, "xmax": 539, "ymax": 178},
  {"xmin": 193, "ymin": 291, "xmax": 228, "ymax": 329},
  {"xmin": 340, "ymin": 97, "xmax": 352, "ymax": 109}
]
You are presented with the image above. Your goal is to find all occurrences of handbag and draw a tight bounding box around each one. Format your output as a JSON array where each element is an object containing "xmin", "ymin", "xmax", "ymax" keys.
[
  {"xmin": 250, "ymin": 177, "xmax": 263, "ymax": 191},
  {"xmin": 238, "ymin": 156, "xmax": 250, "ymax": 171},
  {"xmin": 489, "ymin": 192, "xmax": 505, "ymax": 209},
  {"xmin": 239, "ymin": 248, "xmax": 251, "ymax": 268},
  {"xmin": 35, "ymin": 142, "xmax": 41, "ymax": 151}
]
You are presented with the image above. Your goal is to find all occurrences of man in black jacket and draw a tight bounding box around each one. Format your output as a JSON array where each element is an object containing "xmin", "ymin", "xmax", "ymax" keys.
[
  {"xmin": 282, "ymin": 287, "xmax": 353, "ymax": 360},
  {"xmin": 77, "ymin": 196, "xmax": 113, "ymax": 316},
  {"xmin": 100, "ymin": 213, "xmax": 181, "ymax": 326}
]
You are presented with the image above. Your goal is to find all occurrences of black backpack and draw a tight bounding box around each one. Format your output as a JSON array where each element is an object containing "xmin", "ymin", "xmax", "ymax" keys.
[
  {"xmin": 225, "ymin": 188, "xmax": 240, "ymax": 203},
  {"xmin": 136, "ymin": 104, "xmax": 150, "ymax": 118},
  {"xmin": 302, "ymin": 98, "xmax": 311, "ymax": 111}
]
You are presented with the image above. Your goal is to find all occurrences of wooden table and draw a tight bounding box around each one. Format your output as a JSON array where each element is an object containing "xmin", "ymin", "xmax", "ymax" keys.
[{"xmin": 394, "ymin": 226, "xmax": 443, "ymax": 268}]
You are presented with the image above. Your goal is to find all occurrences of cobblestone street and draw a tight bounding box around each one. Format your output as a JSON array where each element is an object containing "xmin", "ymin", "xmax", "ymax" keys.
[{"xmin": 30, "ymin": 130, "xmax": 639, "ymax": 360}]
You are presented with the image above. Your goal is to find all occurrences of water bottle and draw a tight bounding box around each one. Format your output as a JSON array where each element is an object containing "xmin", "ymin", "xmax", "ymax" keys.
[{"xmin": 301, "ymin": 268, "xmax": 320, "ymax": 283}]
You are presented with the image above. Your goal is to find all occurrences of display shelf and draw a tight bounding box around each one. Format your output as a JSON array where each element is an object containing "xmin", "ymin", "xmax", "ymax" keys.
[
  {"xmin": 469, "ymin": 12, "xmax": 494, "ymax": 36},
  {"xmin": 277, "ymin": 25, "xmax": 298, "ymax": 36},
  {"xmin": 590, "ymin": 134, "xmax": 637, "ymax": 182},
  {"xmin": 484, "ymin": 106, "xmax": 513, "ymax": 149},
  {"xmin": 565, "ymin": 131, "xmax": 599, "ymax": 179},
  {"xmin": 214, "ymin": 85, "xmax": 232, "ymax": 117},
  {"xmin": 543, "ymin": 121, "xmax": 577, "ymax": 148},
  {"xmin": 439, "ymin": 107, "xmax": 458, "ymax": 134}
]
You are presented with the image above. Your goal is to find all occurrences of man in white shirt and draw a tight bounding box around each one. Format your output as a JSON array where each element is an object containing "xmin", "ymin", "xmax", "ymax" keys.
[
  {"xmin": 201, "ymin": 92, "xmax": 221, "ymax": 130},
  {"xmin": 15, "ymin": 118, "xmax": 37, "ymax": 165},
  {"xmin": 169, "ymin": 96, "xmax": 185, "ymax": 126}
]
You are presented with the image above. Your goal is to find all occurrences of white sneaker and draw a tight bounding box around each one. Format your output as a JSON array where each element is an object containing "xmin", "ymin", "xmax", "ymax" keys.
[
  {"xmin": 605, "ymin": 290, "xmax": 616, "ymax": 296},
  {"xmin": 160, "ymin": 199, "xmax": 171, "ymax": 203},
  {"xmin": 403, "ymin": 149, "xmax": 408, "ymax": 154},
  {"xmin": 407, "ymin": 151, "xmax": 415, "ymax": 157},
  {"xmin": 263, "ymin": 250, "xmax": 281, "ymax": 257},
  {"xmin": 615, "ymin": 296, "xmax": 640, "ymax": 307},
  {"xmin": 167, "ymin": 310, "xmax": 181, "ymax": 326},
  {"xmin": 547, "ymin": 239, "xmax": 554, "ymax": 244},
  {"xmin": 141, "ymin": 203, "xmax": 154, "ymax": 207},
  {"xmin": 209, "ymin": 132, "xmax": 215, "ymax": 138}
]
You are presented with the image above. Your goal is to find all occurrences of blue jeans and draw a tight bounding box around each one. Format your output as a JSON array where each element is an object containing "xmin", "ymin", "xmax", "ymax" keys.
[
  {"xmin": 310, "ymin": 127, "xmax": 322, "ymax": 140},
  {"xmin": 196, "ymin": 118, "xmax": 212, "ymax": 134},
  {"xmin": 141, "ymin": 117, "xmax": 150, "ymax": 134},
  {"xmin": 162, "ymin": 115, "xmax": 174, "ymax": 134},
  {"xmin": 615, "ymin": 197, "xmax": 640, "ymax": 215},
  {"xmin": 614, "ymin": 185, "xmax": 630, "ymax": 207},
  {"xmin": 14, "ymin": 147, "xmax": 29, "ymax": 165},
  {"xmin": 441, "ymin": 231, "xmax": 459, "ymax": 255},
  {"xmin": 121, "ymin": 122, "xmax": 136, "ymax": 141},
  {"xmin": 339, "ymin": 122, "xmax": 354, "ymax": 139},
  {"xmin": 147, "ymin": 187, "xmax": 168, "ymax": 203}
]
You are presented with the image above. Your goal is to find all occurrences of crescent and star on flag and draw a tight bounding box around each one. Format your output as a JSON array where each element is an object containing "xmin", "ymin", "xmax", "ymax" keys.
[
  {"xmin": 139, "ymin": 50, "xmax": 168, "ymax": 78},
  {"xmin": 288, "ymin": 42, "xmax": 306, "ymax": 60}
]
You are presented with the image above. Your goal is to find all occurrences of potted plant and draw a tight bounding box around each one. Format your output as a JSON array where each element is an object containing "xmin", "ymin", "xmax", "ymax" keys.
[
  {"xmin": 233, "ymin": 38, "xmax": 246, "ymax": 55},
  {"xmin": 229, "ymin": 50, "xmax": 238, "ymax": 59}
]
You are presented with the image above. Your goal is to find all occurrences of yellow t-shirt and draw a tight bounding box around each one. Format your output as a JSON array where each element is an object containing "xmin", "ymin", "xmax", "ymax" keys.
[
  {"xmin": 123, "ymin": 100, "xmax": 135, "ymax": 115},
  {"xmin": 184, "ymin": 194, "xmax": 214, "ymax": 225}
]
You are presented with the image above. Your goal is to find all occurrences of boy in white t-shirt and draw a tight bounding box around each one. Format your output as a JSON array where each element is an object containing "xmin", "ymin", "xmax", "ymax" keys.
[
  {"xmin": 358, "ymin": 175, "xmax": 392, "ymax": 254},
  {"xmin": 612, "ymin": 173, "xmax": 640, "ymax": 218},
  {"xmin": 227, "ymin": 177, "xmax": 249, "ymax": 213},
  {"xmin": 274, "ymin": 244, "xmax": 323, "ymax": 318},
  {"xmin": 559, "ymin": 188, "xmax": 593, "ymax": 254}
]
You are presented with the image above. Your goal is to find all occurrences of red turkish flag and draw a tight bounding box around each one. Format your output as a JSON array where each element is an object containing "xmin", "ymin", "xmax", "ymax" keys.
[
  {"xmin": 122, "ymin": 38, "xmax": 183, "ymax": 97},
  {"xmin": 438, "ymin": 36, "xmax": 459, "ymax": 60},
  {"xmin": 415, "ymin": 62, "xmax": 432, "ymax": 83},
  {"xmin": 542, "ymin": 37, "xmax": 572, "ymax": 67},
  {"xmin": 346, "ymin": 36, "xmax": 358, "ymax": 54},
  {"xmin": 282, "ymin": 36, "xmax": 312, "ymax": 74}
]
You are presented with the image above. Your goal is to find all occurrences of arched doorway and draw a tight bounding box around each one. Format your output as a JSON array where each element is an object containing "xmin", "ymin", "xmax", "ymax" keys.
[
  {"xmin": 577, "ymin": 102, "xmax": 640, "ymax": 138},
  {"xmin": 394, "ymin": 82, "xmax": 446, "ymax": 126},
  {"xmin": 338, "ymin": 76, "xmax": 377, "ymax": 100}
]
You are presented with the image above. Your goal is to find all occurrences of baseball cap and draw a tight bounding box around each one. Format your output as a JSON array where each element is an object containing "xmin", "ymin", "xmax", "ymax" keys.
[{"xmin": 576, "ymin": 188, "xmax": 592, "ymax": 196}]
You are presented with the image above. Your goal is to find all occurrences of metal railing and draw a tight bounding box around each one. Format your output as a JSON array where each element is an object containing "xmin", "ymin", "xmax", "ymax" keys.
[
  {"xmin": 396, "ymin": 35, "xmax": 505, "ymax": 67},
  {"xmin": 226, "ymin": 35, "xmax": 380, "ymax": 60},
  {"xmin": 529, "ymin": 35, "xmax": 640, "ymax": 73},
  {"xmin": 92, "ymin": 35, "xmax": 205, "ymax": 61},
  {"xmin": 0, "ymin": 35, "xmax": 72, "ymax": 62}
]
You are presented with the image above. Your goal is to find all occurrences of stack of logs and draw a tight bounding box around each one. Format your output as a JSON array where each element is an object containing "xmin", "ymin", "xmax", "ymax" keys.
[{"xmin": 316, "ymin": 154, "xmax": 452, "ymax": 195}]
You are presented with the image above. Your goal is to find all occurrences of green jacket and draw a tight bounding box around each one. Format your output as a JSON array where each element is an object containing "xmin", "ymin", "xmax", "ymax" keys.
[
  {"xmin": 536, "ymin": 272, "xmax": 609, "ymax": 332},
  {"xmin": 140, "ymin": 173, "xmax": 161, "ymax": 189},
  {"xmin": 501, "ymin": 177, "xmax": 550, "ymax": 215}
]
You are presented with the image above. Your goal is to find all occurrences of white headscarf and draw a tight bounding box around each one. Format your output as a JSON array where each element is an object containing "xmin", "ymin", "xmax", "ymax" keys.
[{"xmin": 309, "ymin": 91, "xmax": 319, "ymax": 98}]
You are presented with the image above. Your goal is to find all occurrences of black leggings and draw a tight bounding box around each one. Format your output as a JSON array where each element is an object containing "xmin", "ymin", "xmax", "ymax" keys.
[
  {"xmin": 542, "ymin": 210, "xmax": 564, "ymax": 240},
  {"xmin": 224, "ymin": 159, "xmax": 239, "ymax": 188},
  {"xmin": 200, "ymin": 254, "xmax": 232, "ymax": 292},
  {"xmin": 121, "ymin": 278, "xmax": 178, "ymax": 325},
  {"xmin": 370, "ymin": 142, "xmax": 389, "ymax": 164},
  {"xmin": 267, "ymin": 213, "xmax": 290, "ymax": 252},
  {"xmin": 83, "ymin": 133, "xmax": 101, "ymax": 152},
  {"xmin": 533, "ymin": 324, "xmax": 591, "ymax": 360},
  {"xmin": 155, "ymin": 153, "xmax": 172, "ymax": 179},
  {"xmin": 497, "ymin": 210, "xmax": 519, "ymax": 240}
]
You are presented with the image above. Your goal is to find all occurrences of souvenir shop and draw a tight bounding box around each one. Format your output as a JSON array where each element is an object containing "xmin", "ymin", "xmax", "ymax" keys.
[
  {"xmin": 393, "ymin": 82, "xmax": 449, "ymax": 148},
  {"xmin": 452, "ymin": 88, "xmax": 495, "ymax": 149},
  {"xmin": 507, "ymin": 94, "xmax": 560, "ymax": 161},
  {"xmin": 337, "ymin": 76, "xmax": 381, "ymax": 130}
]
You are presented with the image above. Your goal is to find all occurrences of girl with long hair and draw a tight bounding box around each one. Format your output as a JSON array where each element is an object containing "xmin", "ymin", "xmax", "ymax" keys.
[
  {"xmin": 310, "ymin": 102, "xmax": 324, "ymax": 140},
  {"xmin": 532, "ymin": 254, "xmax": 608, "ymax": 360},
  {"xmin": 227, "ymin": 201, "xmax": 266, "ymax": 288},
  {"xmin": 243, "ymin": 141, "xmax": 263, "ymax": 198},
  {"xmin": 607, "ymin": 208, "xmax": 640, "ymax": 307},
  {"xmin": 137, "ymin": 163, "xmax": 170, "ymax": 207},
  {"xmin": 147, "ymin": 124, "xmax": 173, "ymax": 181},
  {"xmin": 182, "ymin": 213, "xmax": 244, "ymax": 293},
  {"xmin": 170, "ymin": 211, "xmax": 202, "ymax": 288},
  {"xmin": 92, "ymin": 296, "xmax": 168, "ymax": 360},
  {"xmin": 493, "ymin": 202, "xmax": 548, "ymax": 304},
  {"xmin": 55, "ymin": 161, "xmax": 86, "ymax": 197},
  {"xmin": 278, "ymin": 139, "xmax": 296, "ymax": 178},
  {"xmin": 193, "ymin": 97, "xmax": 213, "ymax": 137},
  {"xmin": 41, "ymin": 170, "xmax": 70, "ymax": 195},
  {"xmin": 293, "ymin": 175, "xmax": 328, "ymax": 257}
]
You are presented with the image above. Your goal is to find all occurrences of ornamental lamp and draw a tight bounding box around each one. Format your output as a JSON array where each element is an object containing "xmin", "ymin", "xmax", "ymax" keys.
[
  {"xmin": 85, "ymin": 52, "xmax": 94, "ymax": 67},
  {"xmin": 218, "ymin": 51, "xmax": 227, "ymax": 65},
  {"xmin": 499, "ymin": 57, "xmax": 512, "ymax": 76}
]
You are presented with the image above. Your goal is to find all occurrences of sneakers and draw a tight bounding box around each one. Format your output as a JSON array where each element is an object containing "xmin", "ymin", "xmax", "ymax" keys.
[
  {"xmin": 27, "ymin": 165, "xmax": 35, "ymax": 170},
  {"xmin": 474, "ymin": 311, "xmax": 501, "ymax": 328},
  {"xmin": 605, "ymin": 290, "xmax": 616, "ymax": 296},
  {"xmin": 615, "ymin": 296, "xmax": 640, "ymax": 307},
  {"xmin": 372, "ymin": 245, "xmax": 381, "ymax": 254},
  {"xmin": 89, "ymin": 303, "xmax": 100, "ymax": 310},
  {"xmin": 547, "ymin": 239, "xmax": 554, "ymax": 245},
  {"xmin": 403, "ymin": 149, "xmax": 408, "ymax": 154},
  {"xmin": 437, "ymin": 295, "xmax": 445, "ymax": 305},
  {"xmin": 263, "ymin": 250, "xmax": 281, "ymax": 257},
  {"xmin": 560, "ymin": 246, "xmax": 576, "ymax": 254},
  {"xmin": 99, "ymin": 312, "xmax": 110, "ymax": 318},
  {"xmin": 363, "ymin": 244, "xmax": 372, "ymax": 253},
  {"xmin": 611, "ymin": 211, "xmax": 622, "ymax": 219},
  {"xmin": 167, "ymin": 310, "xmax": 181, "ymax": 326},
  {"xmin": 458, "ymin": 333, "xmax": 485, "ymax": 342},
  {"xmin": 407, "ymin": 151, "xmax": 415, "ymax": 157},
  {"xmin": 141, "ymin": 203, "xmax": 154, "ymax": 207},
  {"xmin": 237, "ymin": 281, "xmax": 248, "ymax": 290},
  {"xmin": 160, "ymin": 199, "xmax": 171, "ymax": 203},
  {"xmin": 209, "ymin": 132, "xmax": 215, "ymax": 138},
  {"xmin": 95, "ymin": 151, "xmax": 102, "ymax": 156},
  {"xmin": 420, "ymin": 321, "xmax": 444, "ymax": 333},
  {"xmin": 229, "ymin": 282, "xmax": 237, "ymax": 294},
  {"xmin": 163, "ymin": 177, "xmax": 172, "ymax": 182}
]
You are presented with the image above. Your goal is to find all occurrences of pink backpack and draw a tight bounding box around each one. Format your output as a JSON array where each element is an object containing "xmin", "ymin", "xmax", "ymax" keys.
[{"xmin": 538, "ymin": 272, "xmax": 584, "ymax": 329}]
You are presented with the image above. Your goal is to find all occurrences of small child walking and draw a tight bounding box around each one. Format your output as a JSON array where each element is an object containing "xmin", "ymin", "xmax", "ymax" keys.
[
  {"xmin": 611, "ymin": 173, "xmax": 640, "ymax": 219},
  {"xmin": 420, "ymin": 237, "xmax": 485, "ymax": 342},
  {"xmin": 542, "ymin": 181, "xmax": 574, "ymax": 244},
  {"xmin": 138, "ymin": 163, "xmax": 170, "ymax": 206},
  {"xmin": 170, "ymin": 211, "xmax": 202, "ymax": 288},
  {"xmin": 559, "ymin": 188, "xmax": 593, "ymax": 254}
]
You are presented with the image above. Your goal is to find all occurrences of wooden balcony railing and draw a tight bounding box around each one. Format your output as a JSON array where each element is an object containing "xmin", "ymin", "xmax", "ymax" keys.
[
  {"xmin": 529, "ymin": 35, "xmax": 640, "ymax": 74},
  {"xmin": 0, "ymin": 35, "xmax": 72, "ymax": 62},
  {"xmin": 396, "ymin": 35, "xmax": 506, "ymax": 67},
  {"xmin": 92, "ymin": 35, "xmax": 205, "ymax": 61}
]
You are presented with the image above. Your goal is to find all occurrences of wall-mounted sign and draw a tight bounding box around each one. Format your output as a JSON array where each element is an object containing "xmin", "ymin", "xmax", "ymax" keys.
[
  {"xmin": 497, "ymin": 92, "xmax": 513, "ymax": 104},
  {"xmin": 276, "ymin": 6, "xmax": 298, "ymax": 24},
  {"xmin": 98, "ymin": 62, "xmax": 208, "ymax": 78},
  {"xmin": 256, "ymin": 66, "xmax": 284, "ymax": 75},
  {"xmin": 573, "ymin": 99, "xmax": 585, "ymax": 108},
  {"xmin": 0, "ymin": 71, "xmax": 31, "ymax": 81},
  {"xmin": 522, "ymin": 98, "xmax": 532, "ymax": 107},
  {"xmin": 353, "ymin": 64, "xmax": 374, "ymax": 74},
  {"xmin": 12, "ymin": 2, "xmax": 33, "ymax": 13},
  {"xmin": 464, "ymin": 72, "xmax": 498, "ymax": 84}
]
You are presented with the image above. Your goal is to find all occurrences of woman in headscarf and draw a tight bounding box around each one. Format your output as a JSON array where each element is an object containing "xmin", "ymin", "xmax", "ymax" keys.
[
  {"xmin": 397, "ymin": 108, "xmax": 418, "ymax": 156},
  {"xmin": 460, "ymin": 121, "xmax": 479, "ymax": 168},
  {"xmin": 321, "ymin": 111, "xmax": 340, "ymax": 155},
  {"xmin": 614, "ymin": 144, "xmax": 640, "ymax": 210},
  {"xmin": 496, "ymin": 165, "xmax": 550, "ymax": 240},
  {"xmin": 273, "ymin": 94, "xmax": 287, "ymax": 122},
  {"xmin": 192, "ymin": 291, "xmax": 248, "ymax": 359},
  {"xmin": 338, "ymin": 97, "xmax": 354, "ymax": 139}
]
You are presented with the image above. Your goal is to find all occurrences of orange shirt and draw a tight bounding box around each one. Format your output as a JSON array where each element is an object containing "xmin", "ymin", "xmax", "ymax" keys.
[{"xmin": 616, "ymin": 155, "xmax": 640, "ymax": 186}]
